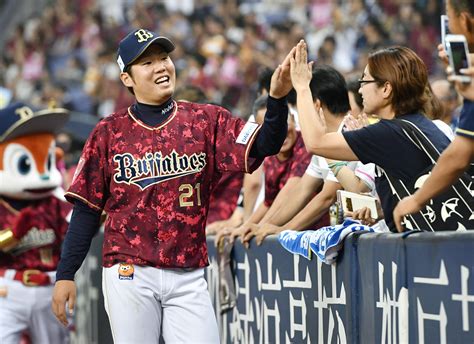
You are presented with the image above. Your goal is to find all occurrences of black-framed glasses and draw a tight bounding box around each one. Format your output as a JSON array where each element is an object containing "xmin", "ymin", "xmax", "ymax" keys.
[{"xmin": 357, "ymin": 78, "xmax": 379, "ymax": 87}]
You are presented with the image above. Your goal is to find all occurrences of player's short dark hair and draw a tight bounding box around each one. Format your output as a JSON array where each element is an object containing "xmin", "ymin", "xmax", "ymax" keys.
[{"xmin": 309, "ymin": 65, "xmax": 350, "ymax": 116}]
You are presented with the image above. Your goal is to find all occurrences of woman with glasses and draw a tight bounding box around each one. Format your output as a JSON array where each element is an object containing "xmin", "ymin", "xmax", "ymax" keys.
[{"xmin": 290, "ymin": 41, "xmax": 451, "ymax": 231}]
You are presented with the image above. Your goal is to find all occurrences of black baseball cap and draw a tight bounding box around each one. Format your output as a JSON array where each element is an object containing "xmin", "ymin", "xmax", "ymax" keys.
[{"xmin": 117, "ymin": 28, "xmax": 175, "ymax": 72}]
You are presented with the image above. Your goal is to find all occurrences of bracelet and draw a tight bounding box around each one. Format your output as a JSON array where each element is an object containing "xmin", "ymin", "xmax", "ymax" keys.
[
  {"xmin": 333, "ymin": 165, "xmax": 343, "ymax": 177},
  {"xmin": 327, "ymin": 161, "xmax": 348, "ymax": 177},
  {"xmin": 327, "ymin": 161, "xmax": 348, "ymax": 169}
]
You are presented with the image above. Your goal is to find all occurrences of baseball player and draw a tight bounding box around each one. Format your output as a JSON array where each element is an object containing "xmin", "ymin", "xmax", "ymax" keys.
[
  {"xmin": 52, "ymin": 28, "xmax": 293, "ymax": 343},
  {"xmin": 0, "ymin": 102, "xmax": 71, "ymax": 344}
]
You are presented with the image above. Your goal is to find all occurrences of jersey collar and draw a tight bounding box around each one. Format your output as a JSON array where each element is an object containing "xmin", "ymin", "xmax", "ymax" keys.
[{"xmin": 127, "ymin": 100, "xmax": 178, "ymax": 130}]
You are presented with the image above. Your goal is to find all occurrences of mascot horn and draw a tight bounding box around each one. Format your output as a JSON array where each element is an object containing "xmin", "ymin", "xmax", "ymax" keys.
[{"xmin": 0, "ymin": 102, "xmax": 72, "ymax": 344}]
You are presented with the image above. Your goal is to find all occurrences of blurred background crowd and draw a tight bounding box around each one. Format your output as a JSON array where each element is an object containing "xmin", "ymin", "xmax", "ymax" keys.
[
  {"xmin": 0, "ymin": 0, "xmax": 448, "ymax": 173},
  {"xmin": 0, "ymin": 0, "xmax": 443, "ymax": 115}
]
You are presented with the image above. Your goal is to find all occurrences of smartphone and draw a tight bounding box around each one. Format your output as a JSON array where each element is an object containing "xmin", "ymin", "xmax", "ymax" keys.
[
  {"xmin": 336, "ymin": 190, "xmax": 378, "ymax": 219},
  {"xmin": 441, "ymin": 15, "xmax": 449, "ymax": 52},
  {"xmin": 446, "ymin": 34, "xmax": 471, "ymax": 83}
]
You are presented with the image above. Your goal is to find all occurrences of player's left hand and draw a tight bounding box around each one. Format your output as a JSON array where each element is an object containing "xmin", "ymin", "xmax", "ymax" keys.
[
  {"xmin": 52, "ymin": 280, "xmax": 76, "ymax": 327},
  {"xmin": 393, "ymin": 195, "xmax": 424, "ymax": 232},
  {"xmin": 269, "ymin": 46, "xmax": 296, "ymax": 99},
  {"xmin": 254, "ymin": 223, "xmax": 283, "ymax": 246}
]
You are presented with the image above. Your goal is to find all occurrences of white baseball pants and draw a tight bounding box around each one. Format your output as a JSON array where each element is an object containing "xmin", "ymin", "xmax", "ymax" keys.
[
  {"xmin": 0, "ymin": 274, "xmax": 69, "ymax": 344},
  {"xmin": 103, "ymin": 265, "xmax": 219, "ymax": 344}
]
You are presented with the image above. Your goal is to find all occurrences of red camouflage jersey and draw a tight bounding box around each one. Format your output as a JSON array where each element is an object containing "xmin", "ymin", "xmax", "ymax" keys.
[
  {"xmin": 66, "ymin": 101, "xmax": 261, "ymax": 268},
  {"xmin": 263, "ymin": 133, "xmax": 311, "ymax": 207},
  {"xmin": 206, "ymin": 170, "xmax": 244, "ymax": 225},
  {"xmin": 0, "ymin": 196, "xmax": 72, "ymax": 271}
]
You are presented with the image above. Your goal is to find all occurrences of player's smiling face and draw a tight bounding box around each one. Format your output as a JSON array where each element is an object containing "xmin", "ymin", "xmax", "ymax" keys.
[{"xmin": 121, "ymin": 45, "xmax": 176, "ymax": 105}]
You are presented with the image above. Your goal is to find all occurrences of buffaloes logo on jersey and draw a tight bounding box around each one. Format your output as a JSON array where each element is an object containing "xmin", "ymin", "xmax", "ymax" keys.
[
  {"xmin": 118, "ymin": 263, "xmax": 134, "ymax": 280},
  {"xmin": 113, "ymin": 150, "xmax": 207, "ymax": 190}
]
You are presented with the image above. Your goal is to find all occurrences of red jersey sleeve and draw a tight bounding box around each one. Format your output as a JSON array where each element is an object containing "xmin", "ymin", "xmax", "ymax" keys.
[
  {"xmin": 213, "ymin": 106, "xmax": 262, "ymax": 174},
  {"xmin": 65, "ymin": 121, "xmax": 110, "ymax": 211}
]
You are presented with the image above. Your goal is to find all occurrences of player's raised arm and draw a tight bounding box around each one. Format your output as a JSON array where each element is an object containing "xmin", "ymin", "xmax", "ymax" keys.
[{"xmin": 248, "ymin": 48, "xmax": 298, "ymax": 160}]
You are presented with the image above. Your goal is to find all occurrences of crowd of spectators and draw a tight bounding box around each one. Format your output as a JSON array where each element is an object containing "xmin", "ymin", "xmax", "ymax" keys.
[
  {"xmin": 0, "ymin": 0, "xmax": 458, "ymax": 232},
  {"xmin": 0, "ymin": 0, "xmax": 444, "ymax": 121}
]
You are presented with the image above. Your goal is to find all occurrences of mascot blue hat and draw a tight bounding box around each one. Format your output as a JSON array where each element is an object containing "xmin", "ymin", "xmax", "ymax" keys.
[{"xmin": 0, "ymin": 102, "xmax": 69, "ymax": 143}]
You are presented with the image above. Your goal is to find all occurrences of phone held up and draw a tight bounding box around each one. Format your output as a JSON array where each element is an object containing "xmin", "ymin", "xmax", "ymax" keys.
[
  {"xmin": 445, "ymin": 34, "xmax": 472, "ymax": 83},
  {"xmin": 441, "ymin": 14, "xmax": 450, "ymax": 52}
]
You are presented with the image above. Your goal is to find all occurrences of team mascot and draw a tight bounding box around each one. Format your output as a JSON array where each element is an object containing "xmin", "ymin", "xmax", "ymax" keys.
[{"xmin": 0, "ymin": 102, "xmax": 72, "ymax": 344}]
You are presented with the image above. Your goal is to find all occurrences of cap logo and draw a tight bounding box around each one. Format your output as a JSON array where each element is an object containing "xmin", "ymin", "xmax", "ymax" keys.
[
  {"xmin": 134, "ymin": 29, "xmax": 154, "ymax": 43},
  {"xmin": 117, "ymin": 55, "xmax": 125, "ymax": 72},
  {"xmin": 15, "ymin": 106, "xmax": 34, "ymax": 120}
]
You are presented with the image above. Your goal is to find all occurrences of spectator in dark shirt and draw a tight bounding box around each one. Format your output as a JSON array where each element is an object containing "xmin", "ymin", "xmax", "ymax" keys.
[{"xmin": 290, "ymin": 41, "xmax": 451, "ymax": 231}]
